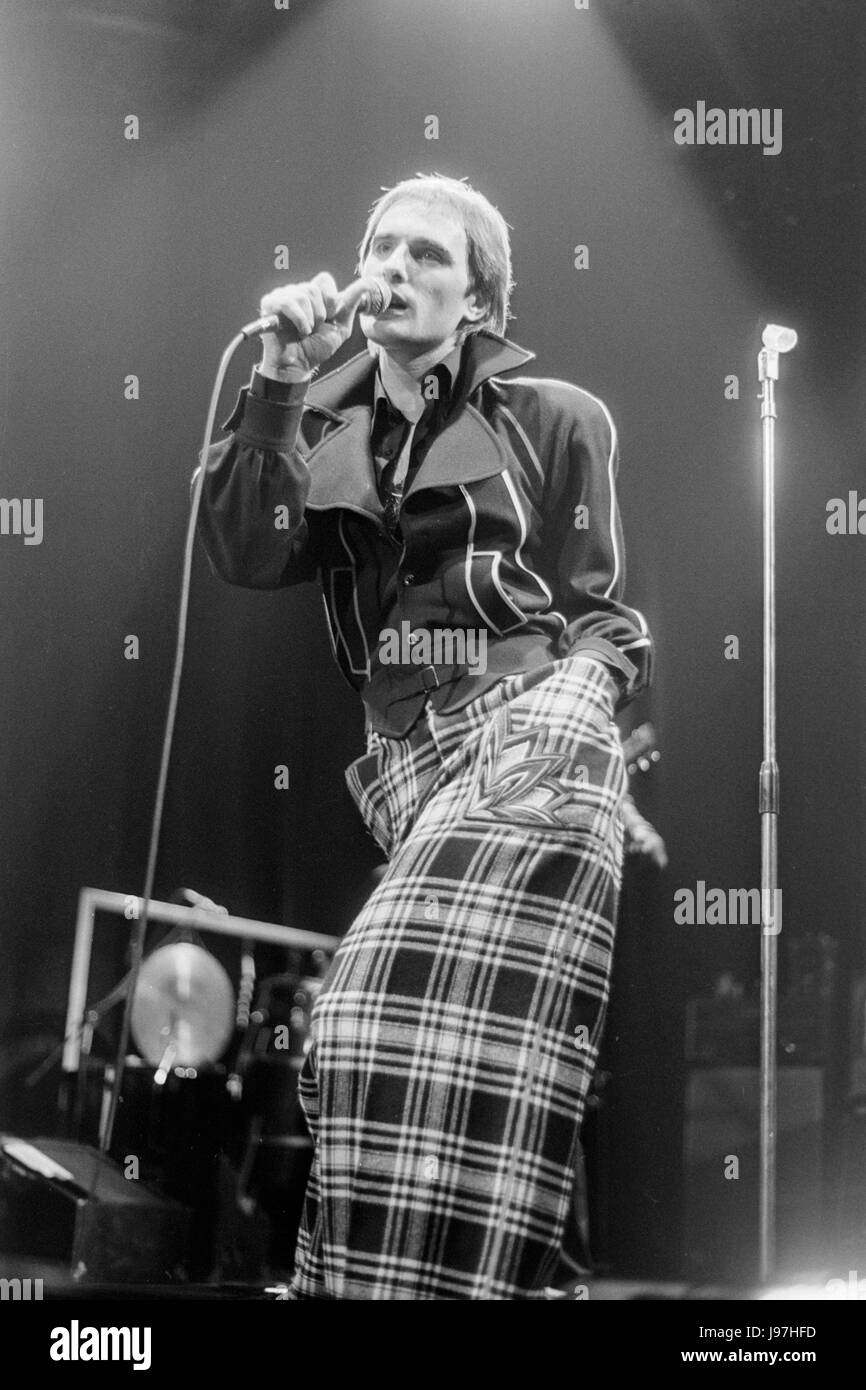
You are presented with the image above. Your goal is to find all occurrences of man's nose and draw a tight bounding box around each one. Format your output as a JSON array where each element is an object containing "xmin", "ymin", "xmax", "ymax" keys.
[{"xmin": 379, "ymin": 244, "xmax": 410, "ymax": 280}]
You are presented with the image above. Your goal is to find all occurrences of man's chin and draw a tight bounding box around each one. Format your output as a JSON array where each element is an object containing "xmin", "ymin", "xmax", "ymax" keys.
[
  {"xmin": 362, "ymin": 317, "xmax": 414, "ymax": 344},
  {"xmin": 361, "ymin": 317, "xmax": 450, "ymax": 356}
]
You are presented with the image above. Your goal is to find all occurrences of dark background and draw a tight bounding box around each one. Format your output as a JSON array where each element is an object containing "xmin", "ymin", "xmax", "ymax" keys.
[{"xmin": 0, "ymin": 0, "xmax": 862, "ymax": 1279}]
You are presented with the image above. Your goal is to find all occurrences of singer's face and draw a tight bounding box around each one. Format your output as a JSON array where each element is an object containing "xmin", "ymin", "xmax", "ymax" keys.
[{"xmin": 359, "ymin": 200, "xmax": 484, "ymax": 359}]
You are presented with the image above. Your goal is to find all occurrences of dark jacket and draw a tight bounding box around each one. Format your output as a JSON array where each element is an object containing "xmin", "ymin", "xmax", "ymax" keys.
[{"xmin": 195, "ymin": 330, "xmax": 653, "ymax": 735}]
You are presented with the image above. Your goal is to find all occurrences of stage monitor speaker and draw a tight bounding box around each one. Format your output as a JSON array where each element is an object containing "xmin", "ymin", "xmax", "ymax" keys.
[
  {"xmin": 683, "ymin": 1067, "xmax": 824, "ymax": 1283},
  {"xmin": 0, "ymin": 1136, "xmax": 192, "ymax": 1283}
]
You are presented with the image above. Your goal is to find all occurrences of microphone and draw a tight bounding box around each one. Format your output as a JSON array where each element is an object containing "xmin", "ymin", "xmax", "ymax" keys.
[
  {"xmin": 758, "ymin": 322, "xmax": 798, "ymax": 384},
  {"xmin": 240, "ymin": 276, "xmax": 392, "ymax": 340},
  {"xmin": 761, "ymin": 324, "xmax": 798, "ymax": 353}
]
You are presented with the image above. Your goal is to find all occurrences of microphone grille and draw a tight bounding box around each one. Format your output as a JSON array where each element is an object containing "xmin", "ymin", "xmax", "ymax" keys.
[
  {"xmin": 366, "ymin": 277, "xmax": 392, "ymax": 314},
  {"xmin": 762, "ymin": 323, "xmax": 798, "ymax": 353}
]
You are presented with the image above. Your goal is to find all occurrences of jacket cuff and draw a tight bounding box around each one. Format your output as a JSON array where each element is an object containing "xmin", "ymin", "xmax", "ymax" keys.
[
  {"xmin": 250, "ymin": 367, "xmax": 311, "ymax": 404},
  {"xmin": 221, "ymin": 372, "xmax": 309, "ymax": 449},
  {"xmin": 567, "ymin": 639, "xmax": 639, "ymax": 703}
]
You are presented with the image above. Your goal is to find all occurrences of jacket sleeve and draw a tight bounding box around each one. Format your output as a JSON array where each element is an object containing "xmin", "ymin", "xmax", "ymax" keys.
[
  {"xmin": 548, "ymin": 387, "xmax": 653, "ymax": 705},
  {"xmin": 192, "ymin": 374, "xmax": 319, "ymax": 589}
]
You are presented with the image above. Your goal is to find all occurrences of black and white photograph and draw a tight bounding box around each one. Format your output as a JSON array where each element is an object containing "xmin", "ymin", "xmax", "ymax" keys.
[{"xmin": 0, "ymin": 0, "xmax": 863, "ymax": 1352}]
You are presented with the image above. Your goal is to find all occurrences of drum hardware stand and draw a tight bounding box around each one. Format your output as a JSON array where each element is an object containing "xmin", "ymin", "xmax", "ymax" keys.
[
  {"xmin": 30, "ymin": 977, "xmax": 132, "ymax": 1142},
  {"xmin": 756, "ymin": 323, "xmax": 798, "ymax": 1283},
  {"xmin": 60, "ymin": 889, "xmax": 339, "ymax": 1160}
]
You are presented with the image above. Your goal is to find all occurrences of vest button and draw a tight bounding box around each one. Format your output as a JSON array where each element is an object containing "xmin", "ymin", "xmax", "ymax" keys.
[{"xmin": 403, "ymin": 572, "xmax": 415, "ymax": 585}]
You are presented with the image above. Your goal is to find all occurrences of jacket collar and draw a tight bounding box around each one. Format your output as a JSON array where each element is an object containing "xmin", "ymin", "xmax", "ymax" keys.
[
  {"xmin": 307, "ymin": 330, "xmax": 534, "ymax": 412},
  {"xmin": 303, "ymin": 331, "xmax": 536, "ymax": 516},
  {"xmin": 373, "ymin": 340, "xmax": 463, "ymax": 423}
]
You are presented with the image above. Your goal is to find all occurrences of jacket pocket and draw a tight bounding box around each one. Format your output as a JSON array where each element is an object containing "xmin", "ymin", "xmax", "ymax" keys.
[
  {"xmin": 344, "ymin": 750, "xmax": 393, "ymax": 857},
  {"xmin": 465, "ymin": 551, "xmax": 530, "ymax": 635}
]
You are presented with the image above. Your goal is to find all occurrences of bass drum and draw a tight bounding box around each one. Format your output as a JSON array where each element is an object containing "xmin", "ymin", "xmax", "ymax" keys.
[
  {"xmin": 78, "ymin": 1054, "xmax": 230, "ymax": 1277},
  {"xmin": 234, "ymin": 973, "xmax": 318, "ymax": 1273}
]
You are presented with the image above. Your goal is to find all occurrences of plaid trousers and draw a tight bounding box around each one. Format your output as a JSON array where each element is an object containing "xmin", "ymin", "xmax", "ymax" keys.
[{"xmin": 288, "ymin": 654, "xmax": 626, "ymax": 1299}]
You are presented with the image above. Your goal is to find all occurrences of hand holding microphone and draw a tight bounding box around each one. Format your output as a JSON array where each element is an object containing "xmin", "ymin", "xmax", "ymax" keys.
[{"xmin": 243, "ymin": 272, "xmax": 391, "ymax": 381}]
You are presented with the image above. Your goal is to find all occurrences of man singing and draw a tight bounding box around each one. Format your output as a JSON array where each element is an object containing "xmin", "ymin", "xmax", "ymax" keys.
[{"xmin": 196, "ymin": 174, "xmax": 653, "ymax": 1299}]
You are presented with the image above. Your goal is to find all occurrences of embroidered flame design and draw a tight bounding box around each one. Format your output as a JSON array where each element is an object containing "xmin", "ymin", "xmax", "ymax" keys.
[{"xmin": 471, "ymin": 723, "xmax": 590, "ymax": 827}]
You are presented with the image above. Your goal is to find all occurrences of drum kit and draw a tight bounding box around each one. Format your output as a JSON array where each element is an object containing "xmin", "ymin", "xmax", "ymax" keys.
[{"xmin": 71, "ymin": 932, "xmax": 329, "ymax": 1279}]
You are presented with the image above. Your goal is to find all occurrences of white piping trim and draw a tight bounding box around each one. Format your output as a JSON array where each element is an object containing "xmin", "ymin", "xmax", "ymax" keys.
[
  {"xmin": 320, "ymin": 594, "xmax": 340, "ymax": 662},
  {"xmin": 329, "ymin": 513, "xmax": 371, "ymax": 678},
  {"xmin": 460, "ymin": 484, "xmax": 504, "ymax": 636},
  {"xmin": 495, "ymin": 404, "xmax": 545, "ymax": 487},
  {"xmin": 577, "ymin": 387, "xmax": 652, "ymax": 641},
  {"xmin": 500, "ymin": 470, "xmax": 565, "ymax": 629},
  {"xmin": 459, "ymin": 479, "xmax": 569, "ymax": 636},
  {"xmin": 486, "ymin": 550, "xmax": 526, "ymax": 626}
]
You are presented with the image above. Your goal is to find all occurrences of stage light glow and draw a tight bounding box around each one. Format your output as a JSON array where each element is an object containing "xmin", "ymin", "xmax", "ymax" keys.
[{"xmin": 758, "ymin": 1275, "xmax": 866, "ymax": 1301}]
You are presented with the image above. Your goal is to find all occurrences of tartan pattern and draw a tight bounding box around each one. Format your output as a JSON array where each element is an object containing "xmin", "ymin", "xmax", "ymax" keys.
[{"xmin": 289, "ymin": 655, "xmax": 626, "ymax": 1299}]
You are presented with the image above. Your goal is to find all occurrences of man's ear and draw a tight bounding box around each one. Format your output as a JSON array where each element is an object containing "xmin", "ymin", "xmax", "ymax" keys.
[{"xmin": 458, "ymin": 292, "xmax": 486, "ymax": 331}]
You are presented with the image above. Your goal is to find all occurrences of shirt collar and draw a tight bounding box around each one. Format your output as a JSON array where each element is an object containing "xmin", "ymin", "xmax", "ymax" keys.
[{"xmin": 373, "ymin": 340, "xmax": 464, "ymax": 424}]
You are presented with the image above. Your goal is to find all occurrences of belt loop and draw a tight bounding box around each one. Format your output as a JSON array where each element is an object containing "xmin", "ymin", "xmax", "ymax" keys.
[{"xmin": 419, "ymin": 665, "xmax": 441, "ymax": 692}]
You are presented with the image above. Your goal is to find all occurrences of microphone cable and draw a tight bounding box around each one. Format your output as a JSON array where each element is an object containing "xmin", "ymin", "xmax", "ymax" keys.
[{"xmin": 97, "ymin": 328, "xmax": 247, "ymax": 1162}]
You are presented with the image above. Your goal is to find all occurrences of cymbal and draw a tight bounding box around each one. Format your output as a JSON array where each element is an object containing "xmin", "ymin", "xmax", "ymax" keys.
[{"xmin": 131, "ymin": 942, "xmax": 235, "ymax": 1068}]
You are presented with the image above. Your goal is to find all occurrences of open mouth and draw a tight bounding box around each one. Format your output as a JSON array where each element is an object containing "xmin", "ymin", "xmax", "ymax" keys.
[{"xmin": 386, "ymin": 292, "xmax": 409, "ymax": 311}]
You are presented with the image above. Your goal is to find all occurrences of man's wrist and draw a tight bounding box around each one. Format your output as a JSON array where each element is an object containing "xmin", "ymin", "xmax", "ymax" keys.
[
  {"xmin": 576, "ymin": 649, "xmax": 625, "ymax": 703},
  {"xmin": 261, "ymin": 366, "xmax": 315, "ymax": 383},
  {"xmin": 249, "ymin": 367, "xmax": 312, "ymax": 406},
  {"xmin": 257, "ymin": 361, "xmax": 313, "ymax": 385}
]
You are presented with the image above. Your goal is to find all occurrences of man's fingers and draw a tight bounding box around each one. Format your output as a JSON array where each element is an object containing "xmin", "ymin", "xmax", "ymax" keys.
[
  {"xmin": 259, "ymin": 290, "xmax": 310, "ymax": 338},
  {"xmin": 305, "ymin": 283, "xmax": 328, "ymax": 328},
  {"xmin": 259, "ymin": 277, "xmax": 346, "ymax": 339},
  {"xmin": 330, "ymin": 293, "xmax": 360, "ymax": 328},
  {"xmin": 290, "ymin": 294, "xmax": 315, "ymax": 338},
  {"xmin": 256, "ymin": 273, "xmax": 353, "ymax": 374},
  {"xmin": 311, "ymin": 270, "xmax": 340, "ymax": 318}
]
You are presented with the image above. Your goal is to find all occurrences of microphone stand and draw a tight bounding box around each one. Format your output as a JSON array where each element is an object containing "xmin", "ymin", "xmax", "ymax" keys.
[{"xmin": 756, "ymin": 324, "xmax": 797, "ymax": 1283}]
